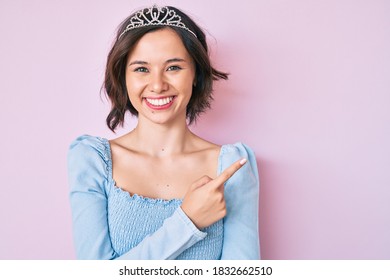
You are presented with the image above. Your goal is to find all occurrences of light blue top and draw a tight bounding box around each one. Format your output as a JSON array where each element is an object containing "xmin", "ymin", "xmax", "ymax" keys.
[{"xmin": 67, "ymin": 135, "xmax": 260, "ymax": 260}]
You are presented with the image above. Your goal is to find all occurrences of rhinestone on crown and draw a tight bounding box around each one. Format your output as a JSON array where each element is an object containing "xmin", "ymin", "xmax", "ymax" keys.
[{"xmin": 119, "ymin": 6, "xmax": 197, "ymax": 38}]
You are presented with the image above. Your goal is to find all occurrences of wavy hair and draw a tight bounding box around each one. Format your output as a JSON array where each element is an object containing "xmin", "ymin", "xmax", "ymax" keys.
[{"xmin": 103, "ymin": 6, "xmax": 228, "ymax": 132}]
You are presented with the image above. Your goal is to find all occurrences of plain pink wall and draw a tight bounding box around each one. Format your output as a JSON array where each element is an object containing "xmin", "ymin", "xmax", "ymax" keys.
[{"xmin": 0, "ymin": 0, "xmax": 389, "ymax": 259}]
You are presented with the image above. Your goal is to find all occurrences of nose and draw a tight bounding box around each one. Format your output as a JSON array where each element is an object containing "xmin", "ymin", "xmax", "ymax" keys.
[{"xmin": 149, "ymin": 71, "xmax": 168, "ymax": 93}]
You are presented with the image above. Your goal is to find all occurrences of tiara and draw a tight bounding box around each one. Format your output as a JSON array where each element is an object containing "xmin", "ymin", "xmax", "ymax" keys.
[{"xmin": 119, "ymin": 6, "xmax": 197, "ymax": 38}]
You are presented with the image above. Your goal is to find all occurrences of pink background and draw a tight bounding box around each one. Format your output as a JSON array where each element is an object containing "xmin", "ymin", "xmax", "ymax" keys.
[{"xmin": 1, "ymin": 0, "xmax": 389, "ymax": 259}]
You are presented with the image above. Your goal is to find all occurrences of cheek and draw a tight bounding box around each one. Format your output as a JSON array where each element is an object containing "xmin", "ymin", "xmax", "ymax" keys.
[
  {"xmin": 126, "ymin": 76, "xmax": 144, "ymax": 96},
  {"xmin": 179, "ymin": 72, "xmax": 196, "ymax": 94},
  {"xmin": 184, "ymin": 84, "xmax": 194, "ymax": 99}
]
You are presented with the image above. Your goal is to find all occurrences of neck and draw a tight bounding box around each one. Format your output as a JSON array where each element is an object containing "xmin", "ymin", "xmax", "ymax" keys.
[{"xmin": 130, "ymin": 116, "xmax": 194, "ymax": 157}]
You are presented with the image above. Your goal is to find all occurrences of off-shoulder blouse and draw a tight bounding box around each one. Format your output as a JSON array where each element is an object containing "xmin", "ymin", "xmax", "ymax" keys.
[{"xmin": 67, "ymin": 135, "xmax": 260, "ymax": 259}]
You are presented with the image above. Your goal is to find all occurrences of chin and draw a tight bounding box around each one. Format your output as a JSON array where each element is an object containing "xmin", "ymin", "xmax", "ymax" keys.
[{"xmin": 143, "ymin": 112, "xmax": 186, "ymax": 126}]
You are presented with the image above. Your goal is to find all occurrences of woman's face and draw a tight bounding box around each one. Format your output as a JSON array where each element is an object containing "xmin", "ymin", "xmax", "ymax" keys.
[{"xmin": 125, "ymin": 28, "xmax": 195, "ymax": 125}]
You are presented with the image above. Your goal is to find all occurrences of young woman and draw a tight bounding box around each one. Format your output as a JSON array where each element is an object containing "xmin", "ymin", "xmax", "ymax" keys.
[{"xmin": 68, "ymin": 5, "xmax": 260, "ymax": 260}]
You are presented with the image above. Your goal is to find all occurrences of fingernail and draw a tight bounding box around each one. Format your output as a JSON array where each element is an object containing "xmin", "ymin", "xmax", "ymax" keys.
[{"xmin": 240, "ymin": 158, "xmax": 247, "ymax": 165}]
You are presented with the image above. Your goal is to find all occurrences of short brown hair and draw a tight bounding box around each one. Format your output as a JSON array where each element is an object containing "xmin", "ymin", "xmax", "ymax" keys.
[{"xmin": 103, "ymin": 6, "xmax": 228, "ymax": 132}]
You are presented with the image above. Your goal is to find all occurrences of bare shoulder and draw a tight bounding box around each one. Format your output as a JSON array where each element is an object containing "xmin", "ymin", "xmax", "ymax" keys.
[
  {"xmin": 187, "ymin": 135, "xmax": 221, "ymax": 178},
  {"xmin": 108, "ymin": 133, "xmax": 138, "ymax": 162},
  {"xmin": 109, "ymin": 132, "xmax": 136, "ymax": 149},
  {"xmin": 190, "ymin": 134, "xmax": 221, "ymax": 158}
]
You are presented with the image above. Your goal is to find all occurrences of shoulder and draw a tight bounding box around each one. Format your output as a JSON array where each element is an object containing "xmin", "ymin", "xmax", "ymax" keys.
[
  {"xmin": 220, "ymin": 143, "xmax": 257, "ymax": 169},
  {"xmin": 190, "ymin": 134, "xmax": 221, "ymax": 156},
  {"xmin": 69, "ymin": 134, "xmax": 108, "ymax": 153},
  {"xmin": 220, "ymin": 143, "xmax": 256, "ymax": 158},
  {"xmin": 68, "ymin": 135, "xmax": 110, "ymax": 161},
  {"xmin": 219, "ymin": 143, "xmax": 259, "ymax": 187},
  {"xmin": 67, "ymin": 135, "xmax": 112, "ymax": 178}
]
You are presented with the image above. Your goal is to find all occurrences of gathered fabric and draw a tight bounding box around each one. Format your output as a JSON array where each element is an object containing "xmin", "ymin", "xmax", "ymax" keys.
[{"xmin": 68, "ymin": 135, "xmax": 260, "ymax": 260}]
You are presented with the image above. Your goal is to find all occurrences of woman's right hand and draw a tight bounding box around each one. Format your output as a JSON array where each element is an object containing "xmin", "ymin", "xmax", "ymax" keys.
[{"xmin": 180, "ymin": 158, "xmax": 247, "ymax": 229}]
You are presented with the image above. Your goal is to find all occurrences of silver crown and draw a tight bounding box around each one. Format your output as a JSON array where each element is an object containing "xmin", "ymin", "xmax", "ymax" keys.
[{"xmin": 119, "ymin": 6, "xmax": 197, "ymax": 38}]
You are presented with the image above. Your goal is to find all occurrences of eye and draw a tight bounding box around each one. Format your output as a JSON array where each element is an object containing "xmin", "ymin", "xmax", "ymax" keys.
[
  {"xmin": 167, "ymin": 65, "xmax": 182, "ymax": 71},
  {"xmin": 134, "ymin": 67, "xmax": 149, "ymax": 73}
]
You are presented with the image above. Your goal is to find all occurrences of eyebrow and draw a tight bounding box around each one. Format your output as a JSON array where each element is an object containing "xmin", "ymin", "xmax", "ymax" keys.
[
  {"xmin": 128, "ymin": 58, "xmax": 186, "ymax": 66},
  {"xmin": 128, "ymin": 60, "xmax": 148, "ymax": 66},
  {"xmin": 166, "ymin": 58, "xmax": 186, "ymax": 63}
]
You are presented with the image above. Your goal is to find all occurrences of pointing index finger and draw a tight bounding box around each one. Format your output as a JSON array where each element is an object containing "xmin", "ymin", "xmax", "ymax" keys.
[{"xmin": 214, "ymin": 158, "xmax": 247, "ymax": 187}]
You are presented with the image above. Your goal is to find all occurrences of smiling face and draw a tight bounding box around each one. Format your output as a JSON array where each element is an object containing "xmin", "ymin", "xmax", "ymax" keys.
[{"xmin": 125, "ymin": 28, "xmax": 196, "ymax": 125}]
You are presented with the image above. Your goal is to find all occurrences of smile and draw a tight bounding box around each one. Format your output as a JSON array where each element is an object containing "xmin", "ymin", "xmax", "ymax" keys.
[{"xmin": 144, "ymin": 96, "xmax": 176, "ymax": 110}]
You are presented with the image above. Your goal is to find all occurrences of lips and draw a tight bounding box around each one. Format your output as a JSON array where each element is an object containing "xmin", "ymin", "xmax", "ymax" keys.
[
  {"xmin": 143, "ymin": 96, "xmax": 176, "ymax": 110},
  {"xmin": 145, "ymin": 96, "xmax": 174, "ymax": 106}
]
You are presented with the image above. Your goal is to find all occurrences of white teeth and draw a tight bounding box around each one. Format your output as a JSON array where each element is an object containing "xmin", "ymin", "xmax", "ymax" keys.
[{"xmin": 146, "ymin": 96, "xmax": 174, "ymax": 106}]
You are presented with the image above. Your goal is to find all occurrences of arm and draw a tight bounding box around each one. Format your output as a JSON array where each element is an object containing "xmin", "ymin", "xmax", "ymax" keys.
[
  {"xmin": 220, "ymin": 143, "xmax": 260, "ymax": 259},
  {"xmin": 68, "ymin": 135, "xmax": 206, "ymax": 260}
]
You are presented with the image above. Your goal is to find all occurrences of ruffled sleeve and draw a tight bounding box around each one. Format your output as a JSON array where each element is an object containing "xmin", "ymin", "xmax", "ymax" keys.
[
  {"xmin": 219, "ymin": 143, "xmax": 260, "ymax": 259},
  {"xmin": 68, "ymin": 135, "xmax": 207, "ymax": 260}
]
